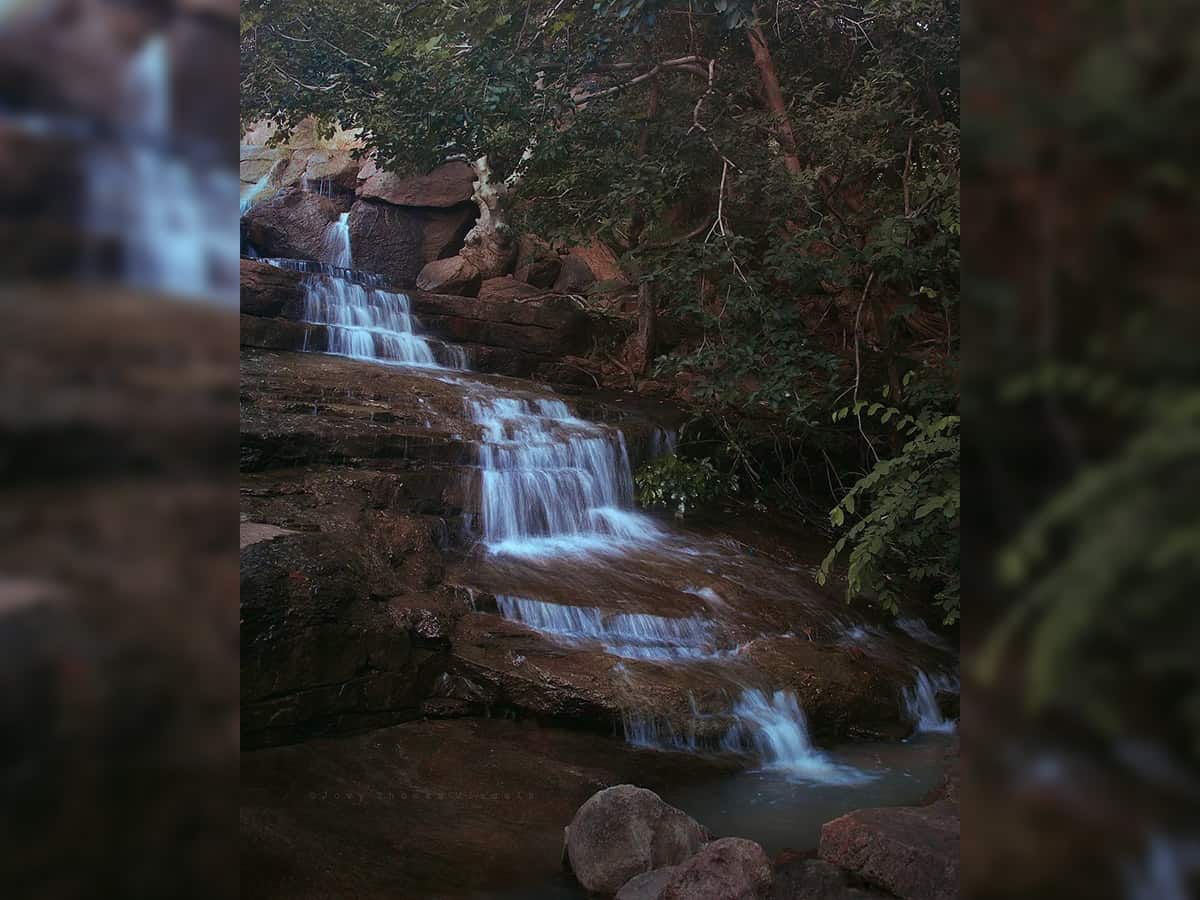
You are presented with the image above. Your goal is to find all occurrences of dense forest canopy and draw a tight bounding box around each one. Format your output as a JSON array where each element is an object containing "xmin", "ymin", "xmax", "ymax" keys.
[{"xmin": 241, "ymin": 0, "xmax": 961, "ymax": 624}]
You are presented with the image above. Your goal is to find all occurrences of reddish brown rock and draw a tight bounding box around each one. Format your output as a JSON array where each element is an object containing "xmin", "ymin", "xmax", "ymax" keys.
[
  {"xmin": 616, "ymin": 866, "xmax": 678, "ymax": 900},
  {"xmin": 416, "ymin": 255, "xmax": 482, "ymax": 296},
  {"xmin": 552, "ymin": 253, "xmax": 597, "ymax": 293},
  {"xmin": 818, "ymin": 800, "xmax": 959, "ymax": 900},
  {"xmin": 566, "ymin": 785, "xmax": 709, "ymax": 895},
  {"xmin": 239, "ymin": 258, "xmax": 303, "ymax": 318},
  {"xmin": 513, "ymin": 234, "xmax": 563, "ymax": 288},
  {"xmin": 660, "ymin": 837, "xmax": 773, "ymax": 900},
  {"xmin": 420, "ymin": 204, "xmax": 477, "ymax": 262},
  {"xmin": 346, "ymin": 199, "xmax": 424, "ymax": 286},
  {"xmin": 240, "ymin": 315, "xmax": 327, "ymax": 354},
  {"xmin": 358, "ymin": 161, "xmax": 476, "ymax": 208},
  {"xmin": 242, "ymin": 187, "xmax": 344, "ymax": 261},
  {"xmin": 478, "ymin": 276, "xmax": 548, "ymax": 302}
]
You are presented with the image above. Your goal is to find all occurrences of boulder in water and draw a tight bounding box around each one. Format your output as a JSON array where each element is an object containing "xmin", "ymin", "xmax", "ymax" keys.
[
  {"xmin": 659, "ymin": 837, "xmax": 773, "ymax": 900},
  {"xmin": 566, "ymin": 785, "xmax": 709, "ymax": 894},
  {"xmin": 242, "ymin": 187, "xmax": 345, "ymax": 261},
  {"xmin": 358, "ymin": 161, "xmax": 476, "ymax": 208},
  {"xmin": 417, "ymin": 255, "xmax": 482, "ymax": 297},
  {"xmin": 818, "ymin": 800, "xmax": 959, "ymax": 900},
  {"xmin": 615, "ymin": 866, "xmax": 678, "ymax": 900}
]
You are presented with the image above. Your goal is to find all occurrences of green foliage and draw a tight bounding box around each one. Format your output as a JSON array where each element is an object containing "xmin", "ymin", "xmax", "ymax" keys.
[
  {"xmin": 634, "ymin": 454, "xmax": 737, "ymax": 519},
  {"xmin": 241, "ymin": 0, "xmax": 960, "ymax": 623},
  {"xmin": 818, "ymin": 391, "xmax": 960, "ymax": 623}
]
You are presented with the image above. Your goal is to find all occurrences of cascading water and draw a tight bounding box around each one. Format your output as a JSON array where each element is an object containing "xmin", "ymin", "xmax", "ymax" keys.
[
  {"xmin": 271, "ymin": 217, "xmax": 467, "ymax": 369},
  {"xmin": 495, "ymin": 594, "xmax": 730, "ymax": 662},
  {"xmin": 902, "ymin": 670, "xmax": 959, "ymax": 734},
  {"xmin": 85, "ymin": 35, "xmax": 239, "ymax": 302},
  {"xmin": 468, "ymin": 396, "xmax": 662, "ymax": 556},
  {"xmin": 721, "ymin": 689, "xmax": 873, "ymax": 784}
]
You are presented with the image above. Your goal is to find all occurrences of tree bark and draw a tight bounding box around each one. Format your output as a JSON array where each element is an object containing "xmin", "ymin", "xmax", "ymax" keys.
[
  {"xmin": 746, "ymin": 11, "xmax": 803, "ymax": 177},
  {"xmin": 632, "ymin": 279, "xmax": 657, "ymax": 375}
]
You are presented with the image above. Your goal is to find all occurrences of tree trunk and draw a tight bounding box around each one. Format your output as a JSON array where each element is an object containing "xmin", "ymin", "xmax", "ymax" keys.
[
  {"xmin": 746, "ymin": 12, "xmax": 803, "ymax": 177},
  {"xmin": 459, "ymin": 155, "xmax": 516, "ymax": 278},
  {"xmin": 631, "ymin": 279, "xmax": 657, "ymax": 375}
]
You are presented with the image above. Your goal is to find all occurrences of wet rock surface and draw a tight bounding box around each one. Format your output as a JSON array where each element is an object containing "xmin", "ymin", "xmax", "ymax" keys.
[
  {"xmin": 819, "ymin": 799, "xmax": 959, "ymax": 900},
  {"xmin": 566, "ymin": 785, "xmax": 710, "ymax": 894},
  {"xmin": 240, "ymin": 718, "xmax": 731, "ymax": 899}
]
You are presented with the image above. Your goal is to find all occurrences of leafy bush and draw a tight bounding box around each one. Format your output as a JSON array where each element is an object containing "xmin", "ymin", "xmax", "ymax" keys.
[
  {"xmin": 817, "ymin": 396, "xmax": 960, "ymax": 624},
  {"xmin": 634, "ymin": 454, "xmax": 737, "ymax": 519}
]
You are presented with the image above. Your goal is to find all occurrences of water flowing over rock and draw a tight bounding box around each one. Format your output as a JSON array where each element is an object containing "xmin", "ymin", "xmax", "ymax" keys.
[
  {"xmin": 282, "ymin": 215, "xmax": 466, "ymax": 369},
  {"xmin": 243, "ymin": 185, "xmax": 345, "ymax": 262},
  {"xmin": 565, "ymin": 785, "xmax": 710, "ymax": 895},
  {"xmin": 468, "ymin": 394, "xmax": 661, "ymax": 556},
  {"xmin": 496, "ymin": 595, "xmax": 727, "ymax": 662},
  {"xmin": 901, "ymin": 670, "xmax": 959, "ymax": 734}
]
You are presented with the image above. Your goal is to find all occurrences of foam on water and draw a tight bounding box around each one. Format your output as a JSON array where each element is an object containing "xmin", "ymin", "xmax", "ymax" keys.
[{"xmin": 721, "ymin": 689, "xmax": 873, "ymax": 784}]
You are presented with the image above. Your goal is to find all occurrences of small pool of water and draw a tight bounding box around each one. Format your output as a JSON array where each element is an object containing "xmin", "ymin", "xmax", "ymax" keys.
[
  {"xmin": 658, "ymin": 732, "xmax": 954, "ymax": 855},
  {"xmin": 468, "ymin": 732, "xmax": 953, "ymax": 899}
]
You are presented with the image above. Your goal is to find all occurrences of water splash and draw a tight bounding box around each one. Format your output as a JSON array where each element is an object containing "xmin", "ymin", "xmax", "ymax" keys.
[
  {"xmin": 495, "ymin": 595, "xmax": 729, "ymax": 662},
  {"xmin": 721, "ymin": 689, "xmax": 873, "ymax": 784},
  {"xmin": 902, "ymin": 670, "xmax": 959, "ymax": 734},
  {"xmin": 468, "ymin": 395, "xmax": 662, "ymax": 555}
]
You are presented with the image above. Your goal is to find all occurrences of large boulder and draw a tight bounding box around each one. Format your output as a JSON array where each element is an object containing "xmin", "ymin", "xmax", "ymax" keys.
[
  {"xmin": 346, "ymin": 199, "xmax": 424, "ymax": 285},
  {"xmin": 818, "ymin": 801, "xmax": 959, "ymax": 900},
  {"xmin": 417, "ymin": 256, "xmax": 482, "ymax": 297},
  {"xmin": 616, "ymin": 867, "xmax": 678, "ymax": 900},
  {"xmin": 478, "ymin": 276, "xmax": 547, "ymax": 303},
  {"xmin": 420, "ymin": 204, "xmax": 478, "ymax": 263},
  {"xmin": 660, "ymin": 837, "xmax": 773, "ymax": 900},
  {"xmin": 358, "ymin": 161, "xmax": 476, "ymax": 207},
  {"xmin": 566, "ymin": 785, "xmax": 709, "ymax": 895},
  {"xmin": 242, "ymin": 187, "xmax": 344, "ymax": 261},
  {"xmin": 513, "ymin": 234, "xmax": 562, "ymax": 288}
]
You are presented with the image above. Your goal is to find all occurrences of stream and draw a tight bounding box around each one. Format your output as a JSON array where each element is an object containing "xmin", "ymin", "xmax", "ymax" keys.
[{"xmin": 246, "ymin": 213, "xmax": 960, "ymax": 896}]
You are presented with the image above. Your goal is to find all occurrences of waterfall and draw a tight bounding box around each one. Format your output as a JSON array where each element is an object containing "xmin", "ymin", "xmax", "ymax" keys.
[
  {"xmin": 720, "ymin": 689, "xmax": 872, "ymax": 783},
  {"xmin": 81, "ymin": 35, "xmax": 239, "ymax": 303},
  {"xmin": 468, "ymin": 396, "xmax": 662, "ymax": 555},
  {"xmin": 275, "ymin": 219, "xmax": 466, "ymax": 369},
  {"xmin": 321, "ymin": 212, "xmax": 353, "ymax": 268},
  {"xmin": 495, "ymin": 595, "xmax": 729, "ymax": 661},
  {"xmin": 902, "ymin": 670, "xmax": 959, "ymax": 734}
]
